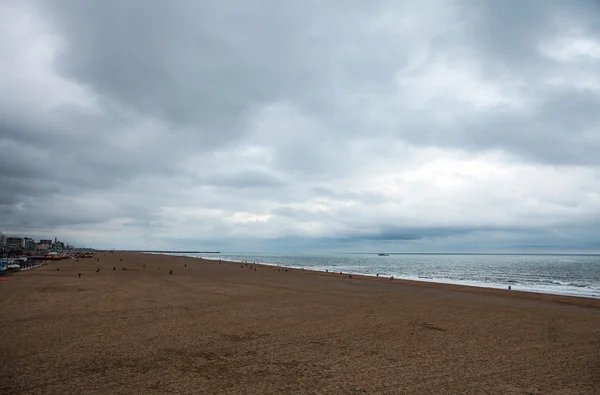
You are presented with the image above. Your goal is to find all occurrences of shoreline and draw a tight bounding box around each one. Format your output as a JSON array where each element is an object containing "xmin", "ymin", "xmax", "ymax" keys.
[{"xmin": 158, "ymin": 253, "xmax": 600, "ymax": 305}]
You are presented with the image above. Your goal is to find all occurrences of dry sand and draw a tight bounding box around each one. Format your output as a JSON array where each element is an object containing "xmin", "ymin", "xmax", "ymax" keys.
[{"xmin": 1, "ymin": 252, "xmax": 599, "ymax": 394}]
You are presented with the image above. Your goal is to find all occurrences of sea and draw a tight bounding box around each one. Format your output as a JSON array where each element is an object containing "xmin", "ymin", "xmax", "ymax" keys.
[{"xmin": 171, "ymin": 252, "xmax": 600, "ymax": 299}]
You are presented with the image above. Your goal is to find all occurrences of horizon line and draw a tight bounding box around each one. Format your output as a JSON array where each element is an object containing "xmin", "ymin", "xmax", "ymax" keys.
[{"xmin": 104, "ymin": 250, "xmax": 600, "ymax": 257}]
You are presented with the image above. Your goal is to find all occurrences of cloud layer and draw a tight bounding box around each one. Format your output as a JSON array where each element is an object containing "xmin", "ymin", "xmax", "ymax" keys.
[{"xmin": 1, "ymin": 0, "xmax": 599, "ymax": 252}]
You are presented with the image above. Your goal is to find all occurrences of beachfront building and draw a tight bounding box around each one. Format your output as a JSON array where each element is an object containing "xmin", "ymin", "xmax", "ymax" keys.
[
  {"xmin": 24, "ymin": 238, "xmax": 37, "ymax": 252},
  {"xmin": 37, "ymin": 241, "xmax": 52, "ymax": 252},
  {"xmin": 39, "ymin": 240, "xmax": 52, "ymax": 248},
  {"xmin": 51, "ymin": 241, "xmax": 65, "ymax": 252},
  {"xmin": 6, "ymin": 237, "xmax": 24, "ymax": 251}
]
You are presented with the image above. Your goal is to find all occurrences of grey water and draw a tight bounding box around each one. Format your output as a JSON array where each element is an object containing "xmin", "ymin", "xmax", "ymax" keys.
[{"xmin": 176, "ymin": 252, "xmax": 600, "ymax": 299}]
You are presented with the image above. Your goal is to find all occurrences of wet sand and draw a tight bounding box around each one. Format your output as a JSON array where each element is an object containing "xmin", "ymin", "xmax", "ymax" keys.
[{"xmin": 1, "ymin": 252, "xmax": 599, "ymax": 394}]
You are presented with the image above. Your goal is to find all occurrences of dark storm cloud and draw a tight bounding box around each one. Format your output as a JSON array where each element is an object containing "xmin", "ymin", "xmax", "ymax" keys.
[
  {"xmin": 330, "ymin": 225, "xmax": 526, "ymax": 242},
  {"xmin": 467, "ymin": 0, "xmax": 600, "ymax": 65},
  {"xmin": 21, "ymin": 0, "xmax": 600, "ymax": 166},
  {"xmin": 467, "ymin": 1, "xmax": 600, "ymax": 165},
  {"xmin": 166, "ymin": 223, "xmax": 600, "ymax": 254},
  {"xmin": 41, "ymin": 0, "xmax": 326, "ymax": 138},
  {"xmin": 363, "ymin": 227, "xmax": 473, "ymax": 241},
  {"xmin": 455, "ymin": 87, "xmax": 600, "ymax": 165}
]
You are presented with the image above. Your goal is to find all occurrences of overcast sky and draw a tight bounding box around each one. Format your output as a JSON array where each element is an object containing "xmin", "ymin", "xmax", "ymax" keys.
[{"xmin": 1, "ymin": 0, "xmax": 599, "ymax": 253}]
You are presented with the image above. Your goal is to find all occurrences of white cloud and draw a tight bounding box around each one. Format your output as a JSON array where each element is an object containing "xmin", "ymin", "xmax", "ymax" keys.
[
  {"xmin": 0, "ymin": 2, "xmax": 97, "ymax": 112},
  {"xmin": 542, "ymin": 37, "xmax": 600, "ymax": 61}
]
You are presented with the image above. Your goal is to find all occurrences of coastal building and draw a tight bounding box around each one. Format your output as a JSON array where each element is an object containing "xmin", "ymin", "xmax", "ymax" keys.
[
  {"xmin": 6, "ymin": 237, "xmax": 24, "ymax": 251},
  {"xmin": 37, "ymin": 241, "xmax": 52, "ymax": 251},
  {"xmin": 52, "ymin": 241, "xmax": 65, "ymax": 252},
  {"xmin": 24, "ymin": 238, "xmax": 36, "ymax": 252}
]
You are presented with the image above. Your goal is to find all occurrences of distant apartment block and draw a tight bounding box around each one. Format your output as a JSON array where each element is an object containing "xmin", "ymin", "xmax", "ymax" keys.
[
  {"xmin": 1, "ymin": 236, "xmax": 73, "ymax": 254},
  {"xmin": 52, "ymin": 241, "xmax": 65, "ymax": 252},
  {"xmin": 6, "ymin": 237, "xmax": 24, "ymax": 251},
  {"xmin": 24, "ymin": 238, "xmax": 36, "ymax": 251},
  {"xmin": 37, "ymin": 242, "xmax": 51, "ymax": 251}
]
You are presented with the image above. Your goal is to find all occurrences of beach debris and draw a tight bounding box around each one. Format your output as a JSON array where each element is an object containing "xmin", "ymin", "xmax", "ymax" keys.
[
  {"xmin": 417, "ymin": 321, "xmax": 446, "ymax": 332},
  {"xmin": 76, "ymin": 259, "xmax": 79, "ymax": 262},
  {"xmin": 169, "ymin": 270, "xmax": 173, "ymax": 275},
  {"xmin": 285, "ymin": 269, "xmax": 288, "ymax": 272},
  {"xmin": 96, "ymin": 268, "xmax": 100, "ymax": 273}
]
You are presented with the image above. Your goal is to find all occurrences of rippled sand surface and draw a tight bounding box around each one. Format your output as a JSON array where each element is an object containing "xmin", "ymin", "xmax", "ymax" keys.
[{"xmin": 1, "ymin": 252, "xmax": 599, "ymax": 394}]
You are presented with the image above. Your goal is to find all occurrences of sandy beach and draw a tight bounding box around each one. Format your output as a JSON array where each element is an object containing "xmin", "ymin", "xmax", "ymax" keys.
[{"xmin": 1, "ymin": 252, "xmax": 599, "ymax": 394}]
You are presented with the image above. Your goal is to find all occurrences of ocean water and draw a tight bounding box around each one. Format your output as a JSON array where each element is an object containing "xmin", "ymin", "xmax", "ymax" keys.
[{"xmin": 175, "ymin": 252, "xmax": 600, "ymax": 299}]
